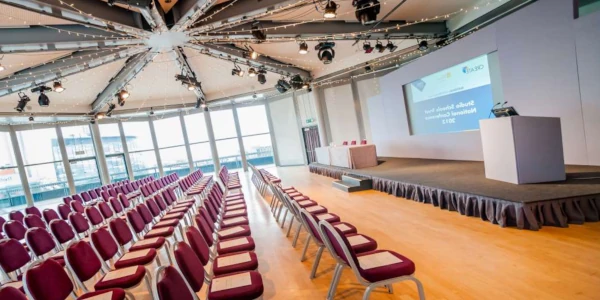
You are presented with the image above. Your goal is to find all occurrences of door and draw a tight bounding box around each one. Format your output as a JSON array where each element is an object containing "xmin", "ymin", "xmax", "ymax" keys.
[{"xmin": 302, "ymin": 126, "xmax": 321, "ymax": 164}]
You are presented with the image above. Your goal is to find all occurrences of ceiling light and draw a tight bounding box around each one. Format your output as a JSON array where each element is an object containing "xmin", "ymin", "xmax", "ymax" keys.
[
  {"xmin": 257, "ymin": 69, "xmax": 267, "ymax": 84},
  {"xmin": 353, "ymin": 0, "xmax": 380, "ymax": 25},
  {"xmin": 31, "ymin": 85, "xmax": 52, "ymax": 107},
  {"xmin": 386, "ymin": 40, "xmax": 398, "ymax": 52},
  {"xmin": 29, "ymin": 115, "xmax": 34, "ymax": 122},
  {"xmin": 298, "ymin": 42, "xmax": 308, "ymax": 54},
  {"xmin": 248, "ymin": 68, "xmax": 257, "ymax": 77},
  {"xmin": 187, "ymin": 84, "xmax": 196, "ymax": 91},
  {"xmin": 117, "ymin": 90, "xmax": 129, "ymax": 106},
  {"xmin": 375, "ymin": 41, "xmax": 385, "ymax": 53},
  {"xmin": 250, "ymin": 50, "xmax": 258, "ymax": 60},
  {"xmin": 53, "ymin": 81, "xmax": 65, "ymax": 93},
  {"xmin": 15, "ymin": 92, "xmax": 30, "ymax": 112},
  {"xmin": 0, "ymin": 64, "xmax": 5, "ymax": 72},
  {"xmin": 96, "ymin": 113, "xmax": 105, "ymax": 120},
  {"xmin": 275, "ymin": 79, "xmax": 290, "ymax": 93},
  {"xmin": 363, "ymin": 41, "xmax": 373, "ymax": 54},
  {"xmin": 107, "ymin": 103, "xmax": 116, "ymax": 117},
  {"xmin": 315, "ymin": 42, "xmax": 336, "ymax": 64},
  {"xmin": 418, "ymin": 40, "xmax": 429, "ymax": 51},
  {"xmin": 231, "ymin": 63, "xmax": 244, "ymax": 77},
  {"xmin": 251, "ymin": 22, "xmax": 266, "ymax": 41},
  {"xmin": 149, "ymin": 107, "xmax": 155, "ymax": 115},
  {"xmin": 290, "ymin": 75, "xmax": 305, "ymax": 90},
  {"xmin": 324, "ymin": 0, "xmax": 337, "ymax": 19}
]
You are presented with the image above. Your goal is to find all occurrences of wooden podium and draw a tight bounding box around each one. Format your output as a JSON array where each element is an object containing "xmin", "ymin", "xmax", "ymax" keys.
[{"xmin": 479, "ymin": 116, "xmax": 566, "ymax": 184}]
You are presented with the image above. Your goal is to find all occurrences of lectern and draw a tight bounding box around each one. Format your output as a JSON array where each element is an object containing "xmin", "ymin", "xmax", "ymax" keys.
[{"xmin": 479, "ymin": 116, "xmax": 566, "ymax": 184}]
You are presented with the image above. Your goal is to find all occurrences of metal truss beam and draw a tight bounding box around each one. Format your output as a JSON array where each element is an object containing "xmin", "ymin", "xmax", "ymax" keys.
[
  {"xmin": 170, "ymin": 0, "xmax": 216, "ymax": 32},
  {"xmin": 185, "ymin": 43, "xmax": 310, "ymax": 78},
  {"xmin": 170, "ymin": 47, "xmax": 206, "ymax": 99},
  {"xmin": 91, "ymin": 50, "xmax": 157, "ymax": 112},
  {"xmin": 0, "ymin": 47, "xmax": 149, "ymax": 97},
  {"xmin": 0, "ymin": 0, "xmax": 150, "ymax": 37},
  {"xmin": 138, "ymin": 1, "xmax": 168, "ymax": 32}
]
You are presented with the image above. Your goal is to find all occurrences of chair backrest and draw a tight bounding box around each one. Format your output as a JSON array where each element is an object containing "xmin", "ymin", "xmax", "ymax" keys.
[
  {"xmin": 25, "ymin": 227, "xmax": 57, "ymax": 258},
  {"xmin": 0, "ymin": 238, "xmax": 31, "ymax": 275},
  {"xmin": 23, "ymin": 214, "xmax": 46, "ymax": 229},
  {"xmin": 194, "ymin": 215, "xmax": 214, "ymax": 247},
  {"xmin": 0, "ymin": 216, "xmax": 5, "ymax": 235},
  {"xmin": 90, "ymin": 189, "xmax": 100, "ymax": 199},
  {"xmin": 185, "ymin": 227, "xmax": 210, "ymax": 266},
  {"xmin": 24, "ymin": 207, "xmax": 42, "ymax": 218},
  {"xmin": 98, "ymin": 201, "xmax": 115, "ymax": 220},
  {"xmin": 109, "ymin": 217, "xmax": 134, "ymax": 246},
  {"xmin": 65, "ymin": 240, "xmax": 102, "ymax": 282},
  {"xmin": 109, "ymin": 197, "xmax": 124, "ymax": 214},
  {"xmin": 153, "ymin": 266, "xmax": 196, "ymax": 300},
  {"xmin": 136, "ymin": 203, "xmax": 154, "ymax": 225},
  {"xmin": 72, "ymin": 194, "xmax": 83, "ymax": 204},
  {"xmin": 0, "ymin": 286, "xmax": 27, "ymax": 299},
  {"xmin": 8, "ymin": 210, "xmax": 24, "ymax": 223},
  {"xmin": 100, "ymin": 190, "xmax": 110, "ymax": 202},
  {"xmin": 3, "ymin": 220, "xmax": 27, "ymax": 240},
  {"xmin": 23, "ymin": 259, "xmax": 74, "ymax": 300},
  {"xmin": 351, "ymin": 140, "xmax": 357, "ymax": 145},
  {"xmin": 70, "ymin": 200, "xmax": 85, "ymax": 214},
  {"xmin": 146, "ymin": 197, "xmax": 162, "ymax": 217},
  {"xmin": 342, "ymin": 141, "xmax": 348, "ymax": 145},
  {"xmin": 49, "ymin": 219, "xmax": 75, "ymax": 244},
  {"xmin": 68, "ymin": 212, "xmax": 90, "ymax": 234},
  {"xmin": 62, "ymin": 196, "xmax": 73, "ymax": 205},
  {"xmin": 155, "ymin": 195, "xmax": 168, "ymax": 212},
  {"xmin": 172, "ymin": 241, "xmax": 206, "ymax": 293},
  {"xmin": 118, "ymin": 193, "xmax": 130, "ymax": 209},
  {"xmin": 57, "ymin": 204, "xmax": 71, "ymax": 220},
  {"xmin": 81, "ymin": 191, "xmax": 92, "ymax": 203},
  {"xmin": 298, "ymin": 206, "xmax": 324, "ymax": 244},
  {"xmin": 126, "ymin": 210, "xmax": 147, "ymax": 234},
  {"xmin": 318, "ymin": 221, "xmax": 358, "ymax": 267},
  {"xmin": 91, "ymin": 227, "xmax": 119, "ymax": 262},
  {"xmin": 85, "ymin": 206, "xmax": 104, "ymax": 227},
  {"xmin": 42, "ymin": 209, "xmax": 60, "ymax": 224}
]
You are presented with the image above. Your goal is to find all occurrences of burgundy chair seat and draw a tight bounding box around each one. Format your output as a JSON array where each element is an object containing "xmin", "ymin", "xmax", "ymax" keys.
[
  {"xmin": 270, "ymin": 178, "xmax": 282, "ymax": 184},
  {"xmin": 296, "ymin": 199, "xmax": 318, "ymax": 208},
  {"xmin": 216, "ymin": 237, "xmax": 256, "ymax": 256},
  {"xmin": 219, "ymin": 217, "xmax": 249, "ymax": 229},
  {"xmin": 224, "ymin": 197, "xmax": 244, "ymax": 204},
  {"xmin": 1, "ymin": 281, "xmax": 24, "ymax": 293},
  {"xmin": 225, "ymin": 194, "xmax": 244, "ymax": 200},
  {"xmin": 304, "ymin": 205, "xmax": 328, "ymax": 215},
  {"xmin": 169, "ymin": 207, "xmax": 190, "ymax": 214},
  {"xmin": 287, "ymin": 192, "xmax": 302, "ymax": 197},
  {"xmin": 129, "ymin": 237, "xmax": 166, "ymax": 252},
  {"xmin": 345, "ymin": 234, "xmax": 378, "ymax": 254},
  {"xmin": 212, "ymin": 251, "xmax": 259, "ymax": 277},
  {"xmin": 313, "ymin": 212, "xmax": 340, "ymax": 223},
  {"xmin": 356, "ymin": 250, "xmax": 416, "ymax": 282},
  {"xmin": 223, "ymin": 204, "xmax": 246, "ymax": 212},
  {"xmin": 162, "ymin": 212, "xmax": 185, "ymax": 220},
  {"xmin": 95, "ymin": 265, "xmax": 146, "ymax": 290},
  {"xmin": 282, "ymin": 187, "xmax": 295, "ymax": 191},
  {"xmin": 154, "ymin": 219, "xmax": 180, "ymax": 228},
  {"xmin": 78, "ymin": 288, "xmax": 126, "ymax": 300},
  {"xmin": 187, "ymin": 189, "xmax": 204, "ymax": 196},
  {"xmin": 292, "ymin": 195, "xmax": 310, "ymax": 201},
  {"xmin": 227, "ymin": 184, "xmax": 242, "ymax": 189},
  {"xmin": 114, "ymin": 249, "xmax": 157, "ymax": 269},
  {"xmin": 207, "ymin": 271, "xmax": 264, "ymax": 300},
  {"xmin": 332, "ymin": 222, "xmax": 358, "ymax": 234},
  {"xmin": 221, "ymin": 210, "xmax": 247, "ymax": 219},
  {"xmin": 144, "ymin": 226, "xmax": 175, "ymax": 239},
  {"xmin": 217, "ymin": 225, "xmax": 251, "ymax": 240}
]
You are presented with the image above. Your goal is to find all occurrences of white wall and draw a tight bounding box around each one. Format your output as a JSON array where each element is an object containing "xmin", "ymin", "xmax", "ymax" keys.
[
  {"xmin": 356, "ymin": 77, "xmax": 380, "ymax": 143},
  {"xmin": 366, "ymin": 0, "xmax": 599, "ymax": 165},
  {"xmin": 268, "ymin": 97, "xmax": 305, "ymax": 166},
  {"xmin": 323, "ymin": 84, "xmax": 361, "ymax": 145},
  {"xmin": 296, "ymin": 92, "xmax": 319, "ymax": 128}
]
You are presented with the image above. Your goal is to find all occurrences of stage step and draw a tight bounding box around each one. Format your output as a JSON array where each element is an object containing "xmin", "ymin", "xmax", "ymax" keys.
[{"xmin": 332, "ymin": 175, "xmax": 372, "ymax": 193}]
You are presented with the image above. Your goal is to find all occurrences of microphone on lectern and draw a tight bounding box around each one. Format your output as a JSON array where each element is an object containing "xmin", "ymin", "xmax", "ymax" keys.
[
  {"xmin": 488, "ymin": 102, "xmax": 502, "ymax": 118},
  {"xmin": 500, "ymin": 101, "xmax": 508, "ymax": 108}
]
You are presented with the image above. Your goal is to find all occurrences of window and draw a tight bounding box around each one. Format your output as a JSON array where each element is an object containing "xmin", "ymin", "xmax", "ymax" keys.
[
  {"xmin": 61, "ymin": 125, "xmax": 102, "ymax": 192},
  {"xmin": 237, "ymin": 105, "xmax": 274, "ymax": 167},
  {"xmin": 99, "ymin": 123, "xmax": 129, "ymax": 182},
  {"xmin": 153, "ymin": 117, "xmax": 189, "ymax": 177},
  {"xmin": 122, "ymin": 121, "xmax": 159, "ymax": 179},
  {"xmin": 184, "ymin": 113, "xmax": 214, "ymax": 173},
  {"xmin": 17, "ymin": 128, "xmax": 69, "ymax": 204},
  {"xmin": 211, "ymin": 109, "xmax": 242, "ymax": 170},
  {"xmin": 0, "ymin": 131, "xmax": 26, "ymax": 209},
  {"xmin": 576, "ymin": 0, "xmax": 600, "ymax": 18}
]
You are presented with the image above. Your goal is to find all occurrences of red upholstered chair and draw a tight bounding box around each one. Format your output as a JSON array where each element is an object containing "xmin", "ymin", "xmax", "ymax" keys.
[
  {"xmin": 63, "ymin": 196, "xmax": 73, "ymax": 205},
  {"xmin": 24, "ymin": 207, "xmax": 42, "ymax": 218},
  {"xmin": 98, "ymin": 201, "xmax": 116, "ymax": 221},
  {"xmin": 350, "ymin": 140, "xmax": 357, "ymax": 145},
  {"xmin": 152, "ymin": 266, "xmax": 196, "ymax": 300},
  {"xmin": 3, "ymin": 220, "xmax": 27, "ymax": 242},
  {"xmin": 72, "ymin": 194, "xmax": 84, "ymax": 204},
  {"xmin": 23, "ymin": 214, "xmax": 46, "ymax": 229},
  {"xmin": 108, "ymin": 217, "xmax": 171, "ymax": 264},
  {"xmin": 101, "ymin": 190, "xmax": 111, "ymax": 202},
  {"xmin": 24, "ymin": 227, "xmax": 65, "ymax": 265},
  {"xmin": 0, "ymin": 216, "xmax": 5, "ymax": 237},
  {"xmin": 23, "ymin": 258, "xmax": 130, "ymax": 300},
  {"xmin": 85, "ymin": 206, "xmax": 105, "ymax": 230},
  {"xmin": 49, "ymin": 219, "xmax": 76, "ymax": 247},
  {"xmin": 361, "ymin": 139, "xmax": 367, "ymax": 145},
  {"xmin": 0, "ymin": 286, "xmax": 26, "ymax": 300},
  {"xmin": 68, "ymin": 212, "xmax": 91, "ymax": 240},
  {"xmin": 0, "ymin": 238, "xmax": 31, "ymax": 281},
  {"xmin": 118, "ymin": 194, "xmax": 132, "ymax": 211},
  {"xmin": 70, "ymin": 200, "xmax": 85, "ymax": 214},
  {"xmin": 192, "ymin": 218, "xmax": 255, "ymax": 256},
  {"xmin": 8, "ymin": 211, "xmax": 24, "ymax": 224},
  {"xmin": 42, "ymin": 209, "xmax": 60, "ymax": 224},
  {"xmin": 127, "ymin": 209, "xmax": 179, "ymax": 244},
  {"xmin": 110, "ymin": 197, "xmax": 125, "ymax": 217},
  {"xmin": 90, "ymin": 189, "xmax": 101, "ymax": 201},
  {"xmin": 91, "ymin": 227, "xmax": 160, "ymax": 270},
  {"xmin": 342, "ymin": 141, "xmax": 348, "ymax": 146},
  {"xmin": 57, "ymin": 204, "xmax": 72, "ymax": 220},
  {"xmin": 65, "ymin": 240, "xmax": 153, "ymax": 296},
  {"xmin": 318, "ymin": 221, "xmax": 425, "ymax": 300},
  {"xmin": 81, "ymin": 191, "xmax": 93, "ymax": 204}
]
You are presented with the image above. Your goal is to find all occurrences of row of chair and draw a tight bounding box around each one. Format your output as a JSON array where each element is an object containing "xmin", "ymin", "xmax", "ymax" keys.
[
  {"xmin": 218, "ymin": 166, "xmax": 241, "ymax": 191},
  {"xmin": 342, "ymin": 140, "xmax": 368, "ymax": 146},
  {"xmin": 253, "ymin": 166, "xmax": 425, "ymax": 300}
]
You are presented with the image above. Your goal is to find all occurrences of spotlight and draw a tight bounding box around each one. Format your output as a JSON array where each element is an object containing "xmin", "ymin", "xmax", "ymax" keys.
[
  {"xmin": 418, "ymin": 40, "xmax": 428, "ymax": 51},
  {"xmin": 248, "ymin": 68, "xmax": 257, "ymax": 77},
  {"xmin": 323, "ymin": 0, "xmax": 337, "ymax": 19},
  {"xmin": 29, "ymin": 115, "xmax": 34, "ymax": 122},
  {"xmin": 15, "ymin": 92, "xmax": 30, "ymax": 112},
  {"xmin": 250, "ymin": 50, "xmax": 258, "ymax": 60},
  {"xmin": 257, "ymin": 69, "xmax": 267, "ymax": 84},
  {"xmin": 363, "ymin": 41, "xmax": 374, "ymax": 53},
  {"xmin": 375, "ymin": 41, "xmax": 385, "ymax": 53},
  {"xmin": 353, "ymin": 0, "xmax": 380, "ymax": 25},
  {"xmin": 117, "ymin": 89, "xmax": 129, "ymax": 106},
  {"xmin": 90, "ymin": 118, "xmax": 96, "ymax": 124},
  {"xmin": 231, "ymin": 63, "xmax": 244, "ymax": 77},
  {"xmin": 53, "ymin": 81, "xmax": 65, "ymax": 93},
  {"xmin": 290, "ymin": 75, "xmax": 304, "ymax": 90},
  {"xmin": 106, "ymin": 103, "xmax": 116, "ymax": 117},
  {"xmin": 149, "ymin": 107, "xmax": 155, "ymax": 115},
  {"xmin": 96, "ymin": 113, "xmax": 105, "ymax": 120},
  {"xmin": 302, "ymin": 82, "xmax": 310, "ymax": 89},
  {"xmin": 298, "ymin": 42, "xmax": 308, "ymax": 54},
  {"xmin": 0, "ymin": 64, "xmax": 4, "ymax": 72},
  {"xmin": 315, "ymin": 42, "xmax": 336, "ymax": 64},
  {"xmin": 187, "ymin": 84, "xmax": 196, "ymax": 91},
  {"xmin": 275, "ymin": 79, "xmax": 290, "ymax": 93},
  {"xmin": 365, "ymin": 64, "xmax": 373, "ymax": 73},
  {"xmin": 386, "ymin": 40, "xmax": 398, "ymax": 52},
  {"xmin": 31, "ymin": 85, "xmax": 52, "ymax": 107},
  {"xmin": 251, "ymin": 22, "xmax": 266, "ymax": 41}
]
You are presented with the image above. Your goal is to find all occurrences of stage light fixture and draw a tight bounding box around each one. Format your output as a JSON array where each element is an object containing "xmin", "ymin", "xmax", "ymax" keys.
[
  {"xmin": 0, "ymin": 64, "xmax": 4, "ymax": 72},
  {"xmin": 353, "ymin": 0, "xmax": 380, "ymax": 25},
  {"xmin": 315, "ymin": 42, "xmax": 336, "ymax": 64},
  {"xmin": 96, "ymin": 113, "xmax": 105, "ymax": 120},
  {"xmin": 386, "ymin": 40, "xmax": 398, "ymax": 52},
  {"xmin": 363, "ymin": 41, "xmax": 374, "ymax": 53},
  {"xmin": 275, "ymin": 79, "xmax": 290, "ymax": 93},
  {"xmin": 231, "ymin": 64, "xmax": 244, "ymax": 77},
  {"xmin": 195, "ymin": 97, "xmax": 207, "ymax": 110},
  {"xmin": 149, "ymin": 107, "xmax": 155, "ymax": 115},
  {"xmin": 323, "ymin": 0, "xmax": 338, "ymax": 19},
  {"xmin": 257, "ymin": 69, "xmax": 267, "ymax": 84},
  {"xmin": 418, "ymin": 40, "xmax": 429, "ymax": 51},
  {"xmin": 302, "ymin": 82, "xmax": 310, "ymax": 89},
  {"xmin": 250, "ymin": 49, "xmax": 259, "ymax": 60},
  {"xmin": 31, "ymin": 85, "xmax": 52, "ymax": 107},
  {"xmin": 53, "ymin": 81, "xmax": 65, "ymax": 93},
  {"xmin": 15, "ymin": 93, "xmax": 30, "ymax": 112},
  {"xmin": 117, "ymin": 89, "xmax": 129, "ymax": 106},
  {"xmin": 187, "ymin": 84, "xmax": 196, "ymax": 91},
  {"xmin": 29, "ymin": 115, "xmax": 34, "ymax": 122},
  {"xmin": 375, "ymin": 41, "xmax": 385, "ymax": 53},
  {"xmin": 290, "ymin": 75, "xmax": 304, "ymax": 90},
  {"xmin": 248, "ymin": 68, "xmax": 257, "ymax": 77},
  {"xmin": 106, "ymin": 103, "xmax": 116, "ymax": 117},
  {"xmin": 298, "ymin": 42, "xmax": 308, "ymax": 54},
  {"xmin": 251, "ymin": 22, "xmax": 266, "ymax": 41}
]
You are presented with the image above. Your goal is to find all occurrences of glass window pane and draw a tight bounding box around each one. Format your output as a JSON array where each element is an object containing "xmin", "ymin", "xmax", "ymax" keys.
[
  {"xmin": 160, "ymin": 146, "xmax": 190, "ymax": 177},
  {"xmin": 190, "ymin": 143, "xmax": 214, "ymax": 173},
  {"xmin": 99, "ymin": 124, "xmax": 124, "ymax": 155},
  {"xmin": 129, "ymin": 150, "xmax": 159, "ymax": 180},
  {"xmin": 184, "ymin": 113, "xmax": 209, "ymax": 143},
  {"xmin": 71, "ymin": 159, "xmax": 102, "ymax": 192},
  {"xmin": 0, "ymin": 131, "xmax": 17, "ymax": 167},
  {"xmin": 210, "ymin": 110, "xmax": 237, "ymax": 140},
  {"xmin": 106, "ymin": 155, "xmax": 129, "ymax": 183},
  {"xmin": 0, "ymin": 167, "xmax": 26, "ymax": 209},
  {"xmin": 122, "ymin": 121, "xmax": 154, "ymax": 152},
  {"xmin": 237, "ymin": 105, "xmax": 270, "ymax": 136},
  {"xmin": 61, "ymin": 125, "xmax": 96, "ymax": 159},
  {"xmin": 27, "ymin": 162, "xmax": 69, "ymax": 203},
  {"xmin": 243, "ymin": 134, "xmax": 274, "ymax": 167},
  {"xmin": 17, "ymin": 128, "xmax": 62, "ymax": 165},
  {"xmin": 215, "ymin": 138, "xmax": 242, "ymax": 170},
  {"xmin": 154, "ymin": 117, "xmax": 184, "ymax": 148}
]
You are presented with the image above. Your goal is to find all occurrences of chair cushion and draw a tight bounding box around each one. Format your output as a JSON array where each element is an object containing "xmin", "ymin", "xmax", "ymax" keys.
[
  {"xmin": 217, "ymin": 225, "xmax": 251, "ymax": 239},
  {"xmin": 296, "ymin": 200, "xmax": 318, "ymax": 208},
  {"xmin": 345, "ymin": 234, "xmax": 378, "ymax": 254},
  {"xmin": 224, "ymin": 204, "xmax": 246, "ymax": 211},
  {"xmin": 78, "ymin": 288, "xmax": 126, "ymax": 300},
  {"xmin": 216, "ymin": 237, "xmax": 256, "ymax": 256},
  {"xmin": 162, "ymin": 212, "xmax": 185, "ymax": 220},
  {"xmin": 227, "ymin": 184, "xmax": 242, "ymax": 189},
  {"xmin": 144, "ymin": 226, "xmax": 175, "ymax": 239},
  {"xmin": 155, "ymin": 219, "xmax": 180, "ymax": 228},
  {"xmin": 212, "ymin": 251, "xmax": 259, "ymax": 276},
  {"xmin": 114, "ymin": 249, "xmax": 157, "ymax": 269},
  {"xmin": 208, "ymin": 271, "xmax": 263, "ymax": 300},
  {"xmin": 332, "ymin": 222, "xmax": 358, "ymax": 235},
  {"xmin": 95, "ymin": 266, "xmax": 146, "ymax": 290},
  {"xmin": 129, "ymin": 237, "xmax": 166, "ymax": 251},
  {"xmin": 220, "ymin": 217, "xmax": 249, "ymax": 229},
  {"xmin": 356, "ymin": 250, "xmax": 416, "ymax": 282},
  {"xmin": 313, "ymin": 212, "xmax": 340, "ymax": 223},
  {"xmin": 222, "ymin": 210, "xmax": 247, "ymax": 219}
]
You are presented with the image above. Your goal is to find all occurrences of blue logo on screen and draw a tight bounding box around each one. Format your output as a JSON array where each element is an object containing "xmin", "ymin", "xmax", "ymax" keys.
[{"xmin": 462, "ymin": 65, "xmax": 484, "ymax": 74}]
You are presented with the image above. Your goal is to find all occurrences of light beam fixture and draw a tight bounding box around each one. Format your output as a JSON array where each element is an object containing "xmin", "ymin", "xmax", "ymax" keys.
[
  {"xmin": 248, "ymin": 68, "xmax": 257, "ymax": 77},
  {"xmin": 324, "ymin": 0, "xmax": 338, "ymax": 19},
  {"xmin": 53, "ymin": 81, "xmax": 65, "ymax": 93},
  {"xmin": 298, "ymin": 42, "xmax": 309, "ymax": 54},
  {"xmin": 257, "ymin": 69, "xmax": 267, "ymax": 84},
  {"xmin": 315, "ymin": 42, "xmax": 336, "ymax": 64}
]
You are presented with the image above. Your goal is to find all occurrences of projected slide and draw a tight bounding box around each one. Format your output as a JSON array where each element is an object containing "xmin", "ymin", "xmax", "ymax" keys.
[{"xmin": 403, "ymin": 54, "xmax": 499, "ymax": 135}]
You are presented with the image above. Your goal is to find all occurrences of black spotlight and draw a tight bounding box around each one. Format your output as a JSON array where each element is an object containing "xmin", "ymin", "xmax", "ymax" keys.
[
  {"xmin": 195, "ymin": 97, "xmax": 207, "ymax": 109},
  {"xmin": 386, "ymin": 40, "xmax": 398, "ymax": 52},
  {"xmin": 248, "ymin": 68, "xmax": 257, "ymax": 77},
  {"xmin": 363, "ymin": 41, "xmax": 374, "ymax": 54},
  {"xmin": 353, "ymin": 0, "xmax": 380, "ymax": 25},
  {"xmin": 53, "ymin": 81, "xmax": 65, "ymax": 93},
  {"xmin": 323, "ymin": 0, "xmax": 338, "ymax": 19},
  {"xmin": 149, "ymin": 107, "xmax": 155, "ymax": 115},
  {"xmin": 315, "ymin": 42, "xmax": 336, "ymax": 64},
  {"xmin": 275, "ymin": 79, "xmax": 291, "ymax": 93},
  {"xmin": 257, "ymin": 69, "xmax": 267, "ymax": 84},
  {"xmin": 251, "ymin": 22, "xmax": 266, "ymax": 41},
  {"xmin": 117, "ymin": 89, "xmax": 129, "ymax": 106},
  {"xmin": 375, "ymin": 40, "xmax": 385, "ymax": 53},
  {"xmin": 29, "ymin": 115, "xmax": 34, "ymax": 122},
  {"xmin": 418, "ymin": 40, "xmax": 429, "ymax": 51},
  {"xmin": 290, "ymin": 75, "xmax": 304, "ymax": 90},
  {"xmin": 31, "ymin": 85, "xmax": 52, "ymax": 107},
  {"xmin": 231, "ymin": 64, "xmax": 244, "ymax": 77},
  {"xmin": 106, "ymin": 103, "xmax": 116, "ymax": 117},
  {"xmin": 15, "ymin": 92, "xmax": 30, "ymax": 112},
  {"xmin": 298, "ymin": 42, "xmax": 308, "ymax": 54}
]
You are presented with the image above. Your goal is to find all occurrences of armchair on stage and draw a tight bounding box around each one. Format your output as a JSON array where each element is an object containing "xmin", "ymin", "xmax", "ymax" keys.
[{"xmin": 479, "ymin": 116, "xmax": 566, "ymax": 184}]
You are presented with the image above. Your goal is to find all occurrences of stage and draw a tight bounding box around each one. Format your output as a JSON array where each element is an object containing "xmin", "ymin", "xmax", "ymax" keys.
[{"xmin": 309, "ymin": 157, "xmax": 600, "ymax": 230}]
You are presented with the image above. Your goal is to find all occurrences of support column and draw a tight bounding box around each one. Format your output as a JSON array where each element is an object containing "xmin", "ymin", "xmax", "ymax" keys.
[
  {"xmin": 90, "ymin": 123, "xmax": 110, "ymax": 184},
  {"xmin": 148, "ymin": 117, "xmax": 164, "ymax": 176},
  {"xmin": 232, "ymin": 104, "xmax": 248, "ymax": 172},
  {"xmin": 8, "ymin": 126, "xmax": 33, "ymax": 206},
  {"xmin": 179, "ymin": 112, "xmax": 195, "ymax": 172},
  {"xmin": 263, "ymin": 101, "xmax": 280, "ymax": 166},
  {"xmin": 118, "ymin": 121, "xmax": 134, "ymax": 181},
  {"xmin": 55, "ymin": 125, "xmax": 76, "ymax": 194},
  {"xmin": 203, "ymin": 109, "xmax": 221, "ymax": 173},
  {"xmin": 312, "ymin": 87, "xmax": 330, "ymax": 146},
  {"xmin": 293, "ymin": 92, "xmax": 309, "ymax": 165},
  {"xmin": 350, "ymin": 79, "xmax": 367, "ymax": 140}
]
